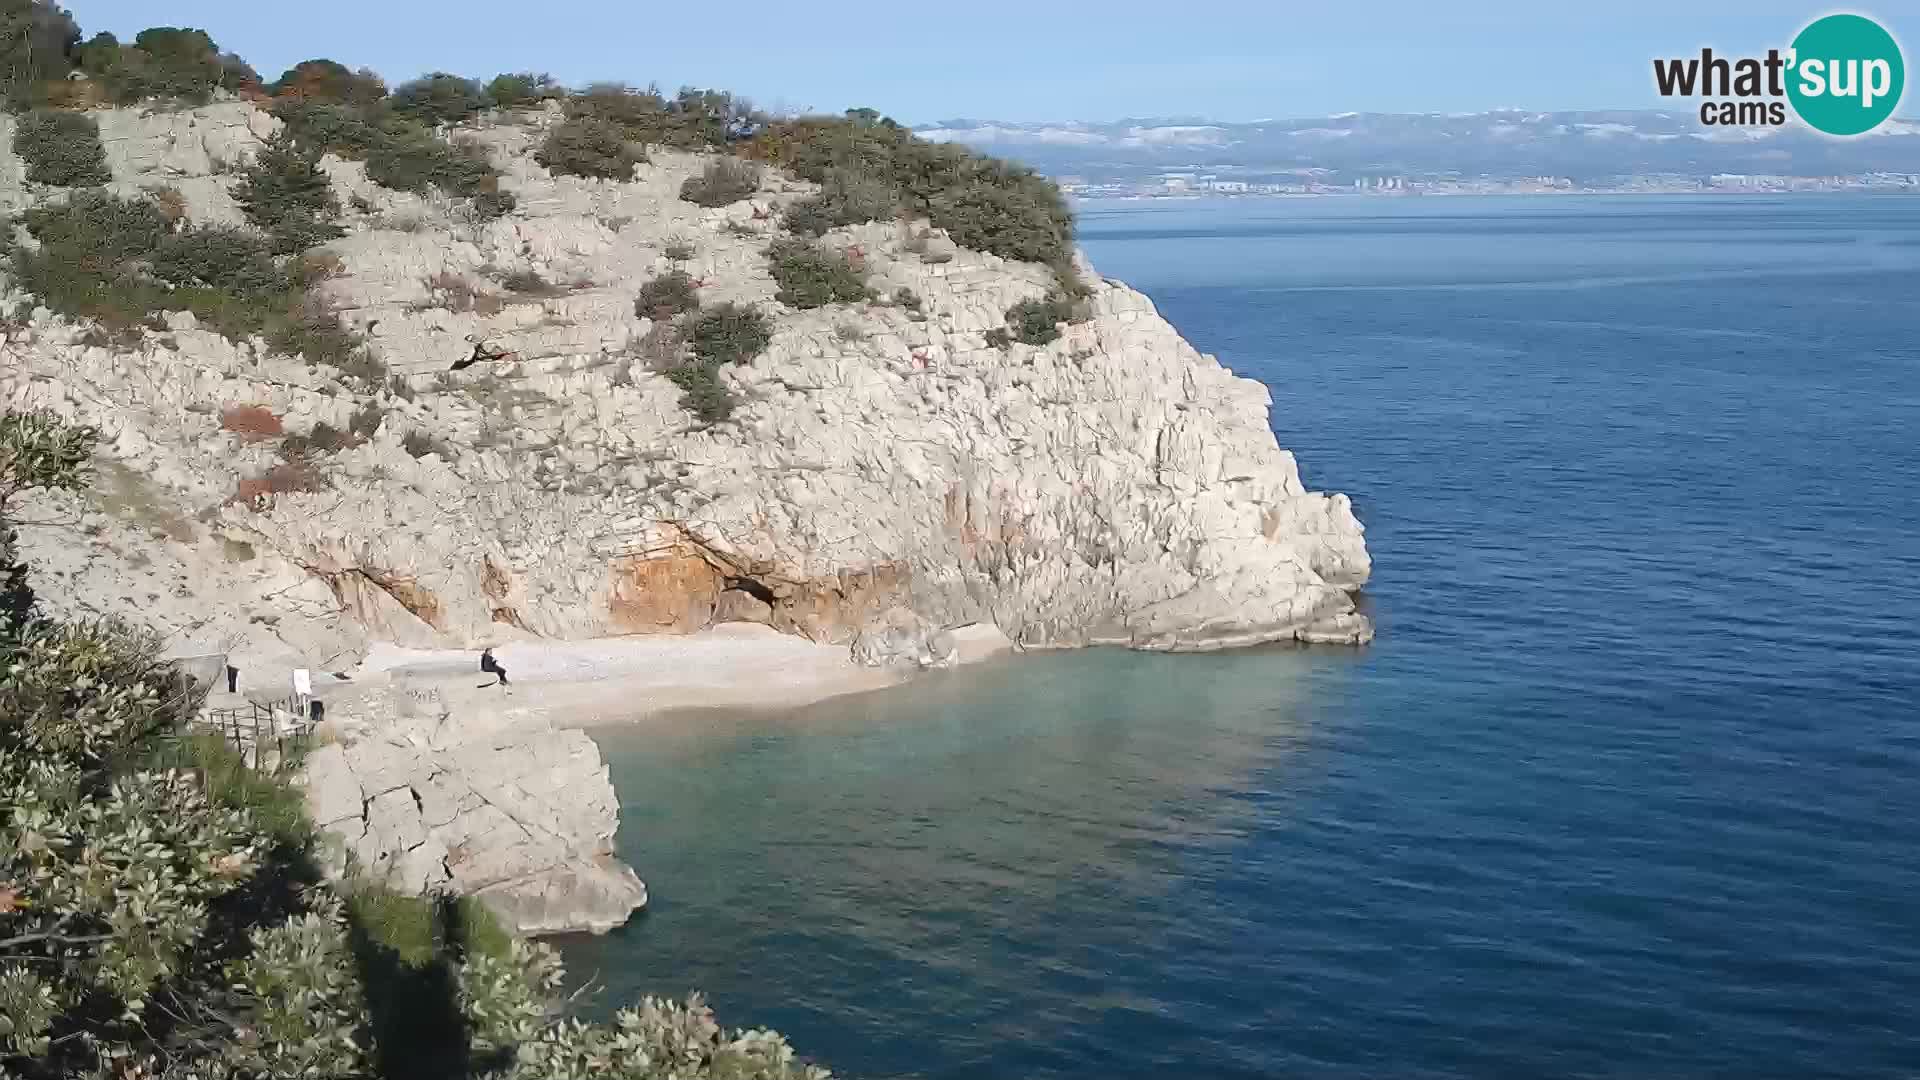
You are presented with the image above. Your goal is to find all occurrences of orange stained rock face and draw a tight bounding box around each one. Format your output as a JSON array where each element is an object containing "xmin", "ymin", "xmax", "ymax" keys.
[
  {"xmin": 606, "ymin": 547, "xmax": 726, "ymax": 633},
  {"xmin": 606, "ymin": 546, "xmax": 913, "ymax": 643},
  {"xmin": 325, "ymin": 569, "xmax": 446, "ymax": 632}
]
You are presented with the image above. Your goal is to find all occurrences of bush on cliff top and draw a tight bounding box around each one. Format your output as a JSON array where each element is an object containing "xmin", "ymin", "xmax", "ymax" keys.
[
  {"xmin": 269, "ymin": 58, "xmax": 388, "ymax": 104},
  {"xmin": 745, "ymin": 111, "xmax": 1075, "ymax": 267},
  {"xmin": 271, "ymin": 96, "xmax": 511, "ymax": 210},
  {"xmin": 11, "ymin": 108, "xmax": 110, "ymax": 186},
  {"xmin": 390, "ymin": 71, "xmax": 487, "ymax": 127},
  {"xmin": 785, "ymin": 167, "xmax": 898, "ymax": 236},
  {"xmin": 537, "ymin": 115, "xmax": 645, "ymax": 180},
  {"xmin": 0, "ymin": 1, "xmax": 81, "ymax": 109},
  {"xmin": 680, "ymin": 156, "xmax": 761, "ymax": 207},
  {"xmin": 0, "ymin": 408, "xmax": 830, "ymax": 1078},
  {"xmin": 72, "ymin": 25, "xmax": 255, "ymax": 105},
  {"xmin": 484, "ymin": 71, "xmax": 561, "ymax": 110},
  {"xmin": 566, "ymin": 83, "xmax": 756, "ymax": 150}
]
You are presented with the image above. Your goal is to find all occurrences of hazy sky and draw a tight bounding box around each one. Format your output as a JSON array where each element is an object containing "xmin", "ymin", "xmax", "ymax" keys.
[{"xmin": 63, "ymin": 1, "xmax": 1920, "ymax": 123}]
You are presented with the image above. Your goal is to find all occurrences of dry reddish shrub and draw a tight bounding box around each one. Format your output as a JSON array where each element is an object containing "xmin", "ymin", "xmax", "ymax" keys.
[
  {"xmin": 219, "ymin": 405, "xmax": 283, "ymax": 440},
  {"xmin": 234, "ymin": 462, "xmax": 326, "ymax": 505},
  {"xmin": 151, "ymin": 186, "xmax": 190, "ymax": 224},
  {"xmin": 43, "ymin": 78, "xmax": 110, "ymax": 109}
]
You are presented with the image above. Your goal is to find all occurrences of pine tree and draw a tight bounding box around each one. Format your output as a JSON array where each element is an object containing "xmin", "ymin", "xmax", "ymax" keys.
[{"xmin": 233, "ymin": 132, "xmax": 345, "ymax": 253}]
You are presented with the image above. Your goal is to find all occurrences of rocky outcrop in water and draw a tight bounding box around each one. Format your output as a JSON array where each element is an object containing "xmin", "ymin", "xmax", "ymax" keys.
[
  {"xmin": 300, "ymin": 682, "xmax": 646, "ymax": 936},
  {"xmin": 2, "ymin": 100, "xmax": 1370, "ymax": 676}
]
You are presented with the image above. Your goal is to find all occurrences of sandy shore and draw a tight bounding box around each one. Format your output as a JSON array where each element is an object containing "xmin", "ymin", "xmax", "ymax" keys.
[{"xmin": 345, "ymin": 623, "xmax": 911, "ymax": 725}]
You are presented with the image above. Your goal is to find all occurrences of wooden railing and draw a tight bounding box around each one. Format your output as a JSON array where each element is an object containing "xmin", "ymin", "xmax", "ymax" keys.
[{"xmin": 199, "ymin": 695, "xmax": 319, "ymax": 770}]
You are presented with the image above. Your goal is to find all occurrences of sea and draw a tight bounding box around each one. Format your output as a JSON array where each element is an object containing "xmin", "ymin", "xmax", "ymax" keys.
[{"xmin": 561, "ymin": 195, "xmax": 1920, "ymax": 1079}]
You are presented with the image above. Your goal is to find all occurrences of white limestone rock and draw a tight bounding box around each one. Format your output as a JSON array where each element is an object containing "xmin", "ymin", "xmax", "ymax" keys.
[
  {"xmin": 294, "ymin": 689, "xmax": 646, "ymax": 937},
  {"xmin": 1, "ymin": 100, "xmax": 1373, "ymax": 678}
]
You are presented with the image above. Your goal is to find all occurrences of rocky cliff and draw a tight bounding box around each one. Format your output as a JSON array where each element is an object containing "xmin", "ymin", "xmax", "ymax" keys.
[{"xmin": 1, "ymin": 101, "xmax": 1371, "ymax": 675}]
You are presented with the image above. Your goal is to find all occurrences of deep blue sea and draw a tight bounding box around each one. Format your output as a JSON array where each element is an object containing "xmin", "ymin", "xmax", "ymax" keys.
[{"xmin": 565, "ymin": 195, "xmax": 1920, "ymax": 1078}]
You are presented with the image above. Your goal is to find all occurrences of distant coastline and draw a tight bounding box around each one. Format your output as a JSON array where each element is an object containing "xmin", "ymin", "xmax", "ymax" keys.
[{"xmin": 1065, "ymin": 175, "xmax": 1920, "ymax": 202}]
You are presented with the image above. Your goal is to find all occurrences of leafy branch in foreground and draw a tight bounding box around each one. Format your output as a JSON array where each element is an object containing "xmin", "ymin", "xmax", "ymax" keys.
[{"xmin": 0, "ymin": 408, "xmax": 831, "ymax": 1078}]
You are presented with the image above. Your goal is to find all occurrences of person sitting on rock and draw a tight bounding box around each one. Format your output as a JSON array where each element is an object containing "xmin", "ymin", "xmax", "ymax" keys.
[{"xmin": 479, "ymin": 647, "xmax": 509, "ymax": 688}]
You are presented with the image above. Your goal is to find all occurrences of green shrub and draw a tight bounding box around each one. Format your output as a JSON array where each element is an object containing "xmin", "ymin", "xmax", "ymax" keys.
[
  {"xmin": 664, "ymin": 240, "xmax": 696, "ymax": 262},
  {"xmin": 278, "ymin": 419, "xmax": 355, "ymax": 460},
  {"xmin": 536, "ymin": 116, "xmax": 644, "ymax": 180},
  {"xmin": 500, "ymin": 268, "xmax": 556, "ymax": 295},
  {"xmin": 274, "ymin": 98, "xmax": 505, "ymax": 206},
  {"xmin": 402, "ymin": 428, "xmax": 450, "ymax": 458},
  {"xmin": 566, "ymin": 83, "xmax": 668, "ymax": 132},
  {"xmin": 484, "ymin": 71, "xmax": 559, "ymax": 110},
  {"xmin": 636, "ymin": 269, "xmax": 699, "ymax": 320},
  {"xmin": 0, "ymin": 1, "xmax": 81, "ymax": 109},
  {"xmin": 348, "ymin": 400, "xmax": 385, "ymax": 438},
  {"xmin": 391, "ymin": 72, "xmax": 486, "ymax": 127},
  {"xmin": 75, "ymin": 26, "xmax": 233, "ymax": 105},
  {"xmin": 12, "ymin": 190, "xmax": 376, "ymax": 372},
  {"xmin": 471, "ymin": 188, "xmax": 517, "ymax": 221},
  {"xmin": 984, "ymin": 327, "xmax": 1012, "ymax": 349},
  {"xmin": 150, "ymin": 225, "xmax": 282, "ymax": 294},
  {"xmin": 21, "ymin": 191, "xmax": 169, "ymax": 273},
  {"xmin": 784, "ymin": 167, "xmax": 897, "ymax": 235},
  {"xmin": 927, "ymin": 165, "xmax": 1073, "ymax": 265},
  {"xmin": 767, "ymin": 238, "xmax": 867, "ymax": 309},
  {"xmin": 665, "ymin": 360, "xmax": 736, "ymax": 423},
  {"xmin": 1003, "ymin": 295, "xmax": 1079, "ymax": 346},
  {"xmin": 157, "ymin": 730, "xmax": 315, "ymax": 845},
  {"xmin": 4, "ymin": 245, "xmax": 159, "ymax": 330},
  {"xmin": 747, "ymin": 115, "xmax": 1075, "ymax": 265},
  {"xmin": 365, "ymin": 129, "xmax": 493, "ymax": 196},
  {"xmin": 270, "ymin": 298, "xmax": 375, "ymax": 375},
  {"xmin": 684, "ymin": 301, "xmax": 772, "ymax": 366},
  {"xmin": 0, "ymin": 406, "xmax": 835, "ymax": 1080},
  {"xmin": 667, "ymin": 87, "xmax": 755, "ymax": 148},
  {"xmin": 566, "ymin": 84, "xmax": 756, "ymax": 150},
  {"xmin": 9, "ymin": 192, "xmax": 175, "ymax": 332},
  {"xmin": 271, "ymin": 98, "xmax": 388, "ymax": 158},
  {"xmin": 679, "ymin": 156, "xmax": 761, "ymax": 207},
  {"xmin": 233, "ymin": 132, "xmax": 344, "ymax": 253},
  {"xmin": 12, "ymin": 109, "xmax": 111, "ymax": 187},
  {"xmin": 269, "ymin": 58, "xmax": 387, "ymax": 104}
]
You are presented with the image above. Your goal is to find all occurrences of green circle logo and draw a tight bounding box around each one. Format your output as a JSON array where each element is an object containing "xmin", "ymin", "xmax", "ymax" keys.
[{"xmin": 1787, "ymin": 13, "xmax": 1905, "ymax": 136}]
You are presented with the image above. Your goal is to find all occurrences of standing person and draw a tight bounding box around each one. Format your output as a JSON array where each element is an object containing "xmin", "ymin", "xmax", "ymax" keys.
[
  {"xmin": 226, "ymin": 665, "xmax": 238, "ymax": 694},
  {"xmin": 479, "ymin": 647, "xmax": 509, "ymax": 688}
]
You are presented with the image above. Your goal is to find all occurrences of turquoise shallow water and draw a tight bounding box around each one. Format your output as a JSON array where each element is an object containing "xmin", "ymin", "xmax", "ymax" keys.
[{"xmin": 564, "ymin": 195, "xmax": 1920, "ymax": 1078}]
